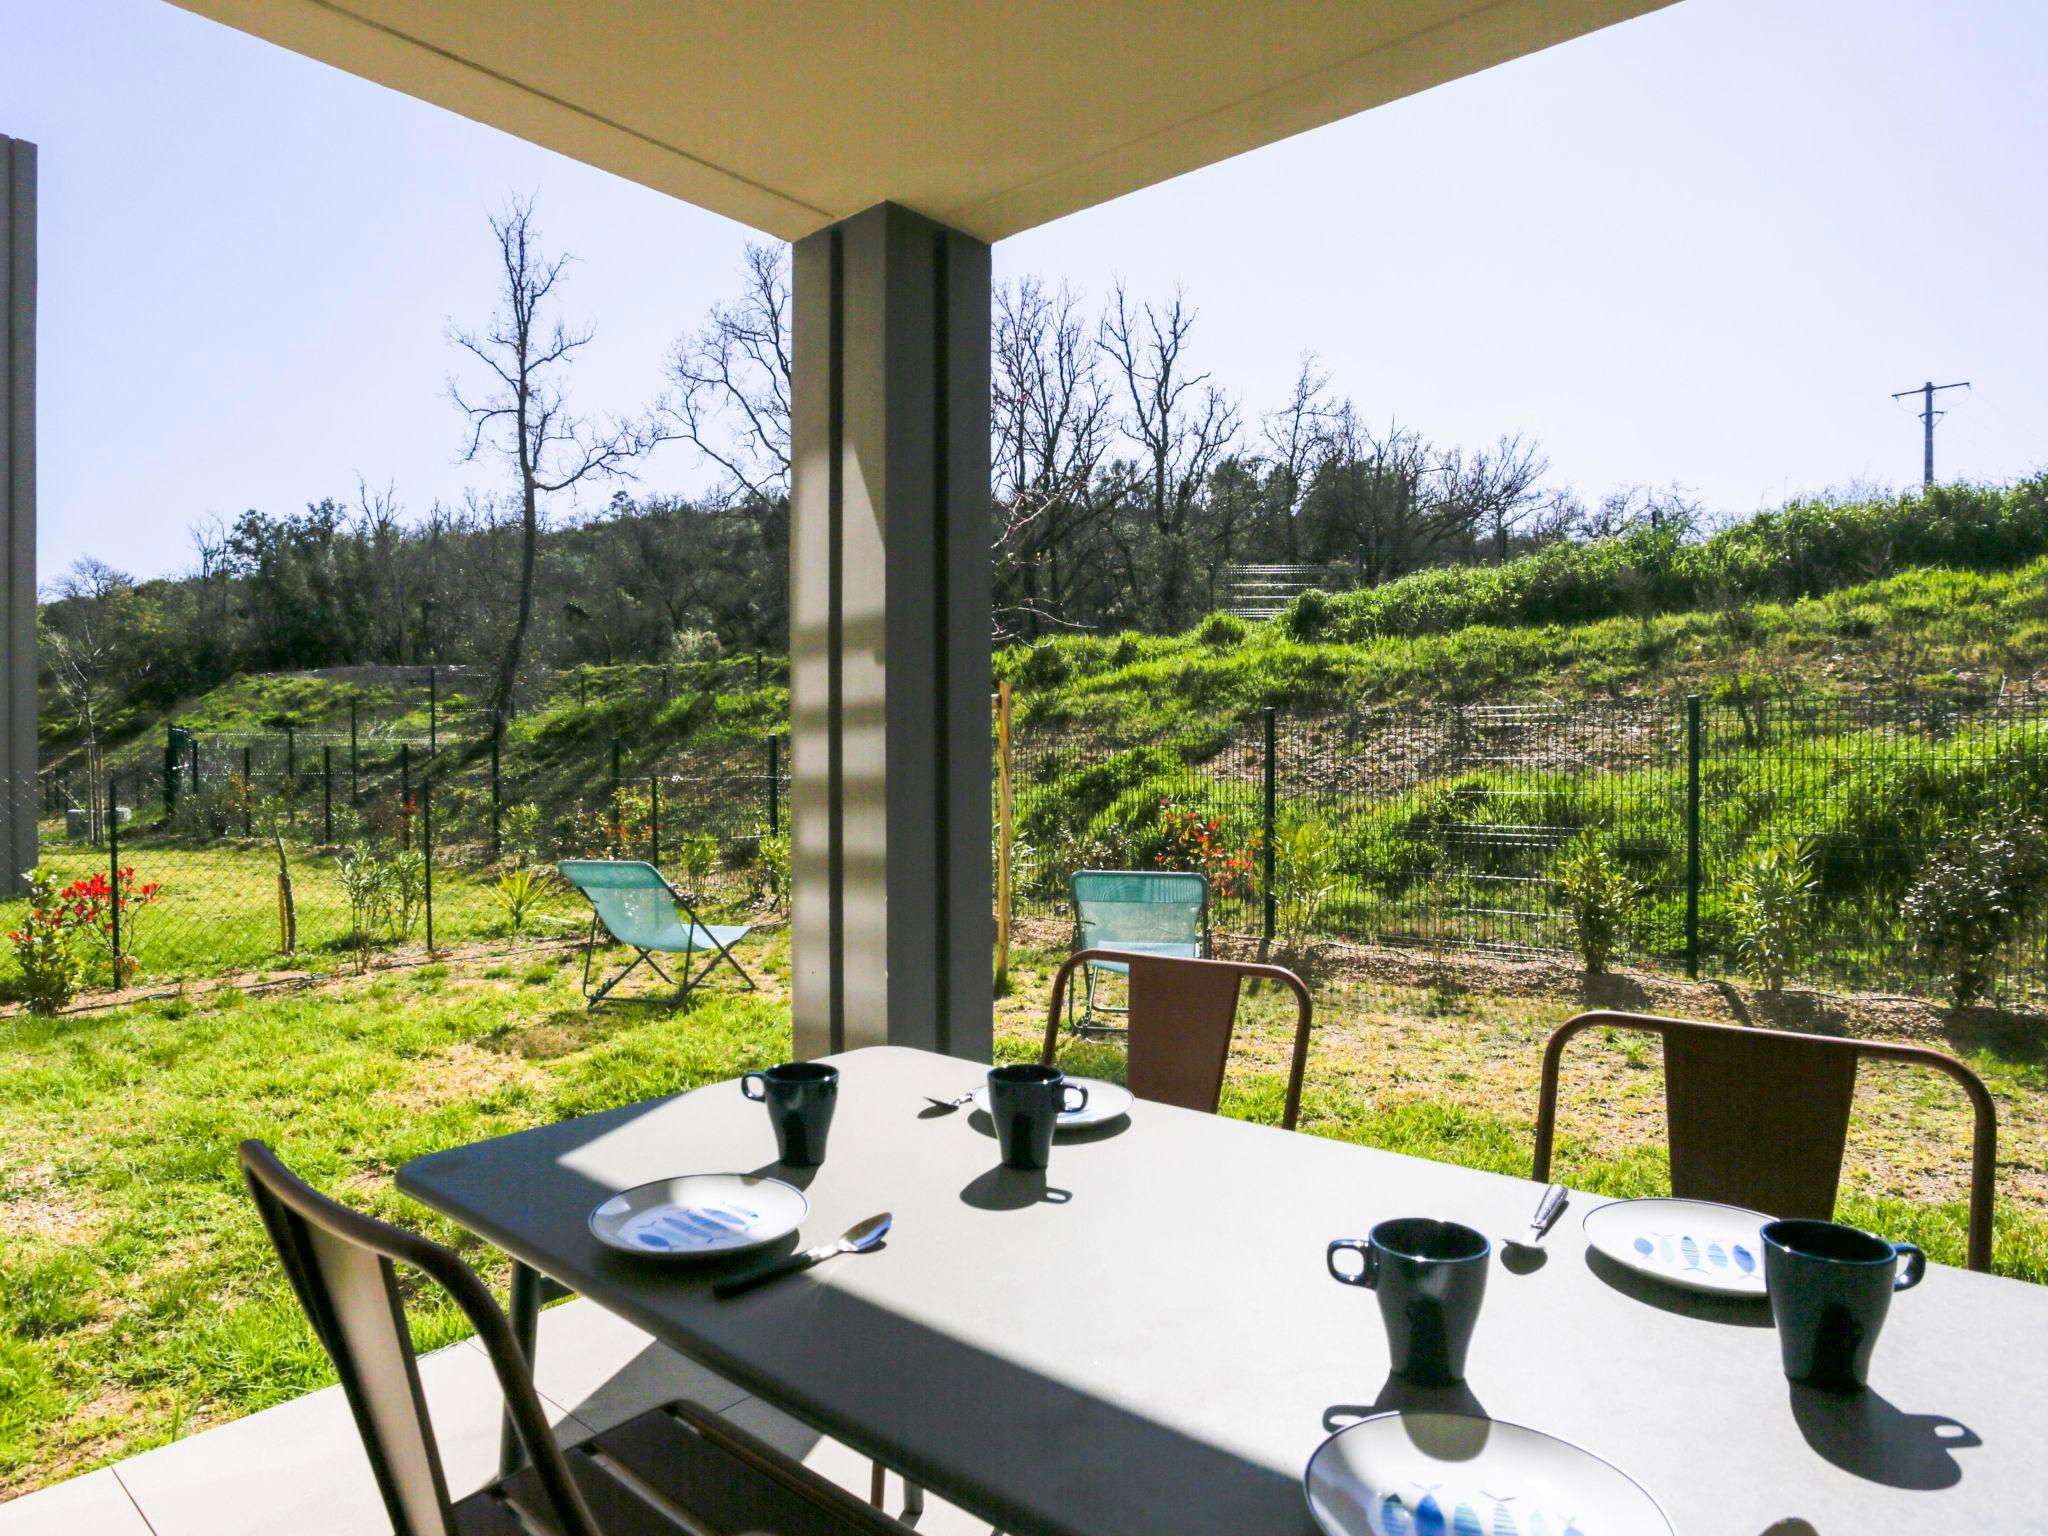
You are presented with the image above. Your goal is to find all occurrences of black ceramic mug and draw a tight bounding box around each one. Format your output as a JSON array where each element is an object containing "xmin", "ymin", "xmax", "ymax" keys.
[
  {"xmin": 987, "ymin": 1064, "xmax": 1088, "ymax": 1171},
  {"xmin": 1327, "ymin": 1217, "xmax": 1491, "ymax": 1386},
  {"xmin": 741, "ymin": 1061, "xmax": 840, "ymax": 1167},
  {"xmin": 1763, "ymin": 1218, "xmax": 1925, "ymax": 1391}
]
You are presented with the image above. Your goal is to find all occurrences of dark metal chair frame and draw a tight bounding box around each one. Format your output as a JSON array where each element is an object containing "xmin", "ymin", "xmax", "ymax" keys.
[
  {"xmin": 238, "ymin": 1140, "xmax": 906, "ymax": 1536},
  {"xmin": 1531, "ymin": 1011, "xmax": 1998, "ymax": 1273},
  {"xmin": 1043, "ymin": 948, "xmax": 1315, "ymax": 1131}
]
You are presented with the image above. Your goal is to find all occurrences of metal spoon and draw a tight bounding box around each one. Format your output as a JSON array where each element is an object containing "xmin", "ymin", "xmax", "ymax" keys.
[
  {"xmin": 713, "ymin": 1213, "xmax": 893, "ymax": 1298},
  {"xmin": 1527, "ymin": 1182, "xmax": 1568, "ymax": 1242}
]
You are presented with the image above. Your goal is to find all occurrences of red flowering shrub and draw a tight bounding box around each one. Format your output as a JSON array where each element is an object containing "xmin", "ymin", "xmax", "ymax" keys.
[
  {"xmin": 55, "ymin": 867, "xmax": 164, "ymax": 984},
  {"xmin": 1151, "ymin": 799, "xmax": 1260, "ymax": 903}
]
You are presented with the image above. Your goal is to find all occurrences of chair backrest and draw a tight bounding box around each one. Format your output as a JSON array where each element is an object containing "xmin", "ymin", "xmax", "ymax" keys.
[
  {"xmin": 558, "ymin": 858, "xmax": 687, "ymax": 950},
  {"xmin": 1043, "ymin": 949, "xmax": 1314, "ymax": 1129},
  {"xmin": 238, "ymin": 1141, "xmax": 603, "ymax": 1536},
  {"xmin": 1532, "ymin": 1011, "xmax": 1998, "ymax": 1272},
  {"xmin": 1070, "ymin": 869, "xmax": 1208, "ymax": 957}
]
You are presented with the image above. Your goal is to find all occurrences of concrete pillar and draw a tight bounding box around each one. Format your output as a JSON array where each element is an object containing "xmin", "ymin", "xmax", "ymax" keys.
[
  {"xmin": 789, "ymin": 203, "xmax": 992, "ymax": 1063},
  {"xmin": 1, "ymin": 137, "xmax": 34, "ymax": 897}
]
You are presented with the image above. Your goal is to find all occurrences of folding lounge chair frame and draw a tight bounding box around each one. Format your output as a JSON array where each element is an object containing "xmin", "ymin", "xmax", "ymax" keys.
[{"xmin": 558, "ymin": 859, "xmax": 757, "ymax": 1008}]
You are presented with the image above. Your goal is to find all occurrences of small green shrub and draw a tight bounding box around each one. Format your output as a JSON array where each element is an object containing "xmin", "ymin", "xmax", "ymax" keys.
[
  {"xmin": 5, "ymin": 869, "xmax": 88, "ymax": 1015},
  {"xmin": 678, "ymin": 833, "xmax": 720, "ymax": 892},
  {"xmin": 757, "ymin": 833, "xmax": 791, "ymax": 909},
  {"xmin": 1901, "ymin": 816, "xmax": 2048, "ymax": 1005},
  {"xmin": 1195, "ymin": 612, "xmax": 1247, "ymax": 648},
  {"xmin": 494, "ymin": 865, "xmax": 552, "ymax": 937},
  {"xmin": 1731, "ymin": 835, "xmax": 1818, "ymax": 992},
  {"xmin": 1282, "ymin": 587, "xmax": 1332, "ymax": 641},
  {"xmin": 1271, "ymin": 812, "xmax": 1340, "ymax": 947},
  {"xmin": 1554, "ymin": 829, "xmax": 1637, "ymax": 974}
]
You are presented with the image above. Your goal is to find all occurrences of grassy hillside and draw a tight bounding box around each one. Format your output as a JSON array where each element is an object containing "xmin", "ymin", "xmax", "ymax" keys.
[{"xmin": 1000, "ymin": 555, "xmax": 2048, "ymax": 734}]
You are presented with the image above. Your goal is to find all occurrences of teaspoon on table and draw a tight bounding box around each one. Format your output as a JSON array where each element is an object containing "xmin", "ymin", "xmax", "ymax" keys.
[{"xmin": 714, "ymin": 1213, "xmax": 893, "ymax": 1298}]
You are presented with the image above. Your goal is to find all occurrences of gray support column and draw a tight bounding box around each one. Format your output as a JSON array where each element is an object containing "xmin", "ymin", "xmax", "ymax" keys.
[
  {"xmin": 1, "ymin": 137, "xmax": 35, "ymax": 896},
  {"xmin": 790, "ymin": 203, "xmax": 992, "ymax": 1062}
]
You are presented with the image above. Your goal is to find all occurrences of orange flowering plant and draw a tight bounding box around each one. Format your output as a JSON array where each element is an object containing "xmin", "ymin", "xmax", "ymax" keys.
[{"xmin": 1151, "ymin": 798, "xmax": 1261, "ymax": 903}]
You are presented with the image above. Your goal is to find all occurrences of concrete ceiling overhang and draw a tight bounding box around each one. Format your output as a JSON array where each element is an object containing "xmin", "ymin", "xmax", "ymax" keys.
[{"xmin": 165, "ymin": 0, "xmax": 1676, "ymax": 241}]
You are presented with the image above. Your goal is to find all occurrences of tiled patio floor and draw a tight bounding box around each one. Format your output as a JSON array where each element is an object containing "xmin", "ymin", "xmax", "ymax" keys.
[{"xmin": 0, "ymin": 1299, "xmax": 989, "ymax": 1535}]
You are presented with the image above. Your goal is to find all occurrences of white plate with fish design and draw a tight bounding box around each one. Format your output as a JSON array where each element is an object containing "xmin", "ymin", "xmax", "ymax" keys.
[
  {"xmin": 589, "ymin": 1174, "xmax": 808, "ymax": 1259},
  {"xmin": 1582, "ymin": 1197, "xmax": 1771, "ymax": 1296},
  {"xmin": 1305, "ymin": 1410, "xmax": 1673, "ymax": 1536},
  {"xmin": 969, "ymin": 1076, "xmax": 1135, "ymax": 1131}
]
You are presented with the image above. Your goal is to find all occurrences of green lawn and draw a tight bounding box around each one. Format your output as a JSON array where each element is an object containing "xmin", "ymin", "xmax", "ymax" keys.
[{"xmin": 3, "ymin": 934, "xmax": 2043, "ymax": 1498}]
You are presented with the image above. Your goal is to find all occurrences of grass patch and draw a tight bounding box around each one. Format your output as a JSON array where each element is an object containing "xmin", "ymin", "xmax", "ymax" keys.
[{"xmin": 4, "ymin": 936, "xmax": 2041, "ymax": 1496}]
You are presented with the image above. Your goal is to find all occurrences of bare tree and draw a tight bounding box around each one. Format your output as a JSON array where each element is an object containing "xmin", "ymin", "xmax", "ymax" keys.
[
  {"xmin": 1097, "ymin": 282, "xmax": 1240, "ymax": 626},
  {"xmin": 1433, "ymin": 433, "xmax": 1550, "ymax": 561},
  {"xmin": 449, "ymin": 195, "xmax": 651, "ymax": 726},
  {"xmin": 660, "ymin": 242, "xmax": 793, "ymax": 506},
  {"xmin": 992, "ymin": 278, "xmax": 1114, "ymax": 638},
  {"xmin": 1259, "ymin": 353, "xmax": 1337, "ymax": 562},
  {"xmin": 1099, "ymin": 282, "xmax": 1240, "ymax": 536},
  {"xmin": 40, "ymin": 558, "xmax": 139, "ymax": 839}
]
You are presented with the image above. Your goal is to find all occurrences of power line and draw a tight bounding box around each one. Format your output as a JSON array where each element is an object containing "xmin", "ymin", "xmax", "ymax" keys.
[{"xmin": 1889, "ymin": 379, "xmax": 1970, "ymax": 488}]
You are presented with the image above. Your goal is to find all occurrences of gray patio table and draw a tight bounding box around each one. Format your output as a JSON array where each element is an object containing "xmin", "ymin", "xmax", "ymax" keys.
[{"xmin": 397, "ymin": 1044, "xmax": 2048, "ymax": 1535}]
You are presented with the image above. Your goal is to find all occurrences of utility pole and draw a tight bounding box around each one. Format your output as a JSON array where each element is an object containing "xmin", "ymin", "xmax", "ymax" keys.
[{"xmin": 1890, "ymin": 379, "xmax": 1970, "ymax": 488}]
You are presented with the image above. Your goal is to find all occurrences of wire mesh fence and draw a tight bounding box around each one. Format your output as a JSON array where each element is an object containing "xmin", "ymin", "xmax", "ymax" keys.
[{"xmin": 8, "ymin": 684, "xmax": 2046, "ymax": 1008}]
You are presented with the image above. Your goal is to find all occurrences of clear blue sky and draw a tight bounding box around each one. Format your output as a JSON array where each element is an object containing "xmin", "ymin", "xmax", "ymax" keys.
[{"xmin": 3, "ymin": 0, "xmax": 2044, "ymax": 582}]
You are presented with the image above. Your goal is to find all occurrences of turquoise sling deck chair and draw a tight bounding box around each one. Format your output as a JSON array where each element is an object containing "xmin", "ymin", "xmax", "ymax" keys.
[
  {"xmin": 558, "ymin": 859, "xmax": 756, "ymax": 1007},
  {"xmin": 1067, "ymin": 869, "xmax": 1210, "ymax": 1033}
]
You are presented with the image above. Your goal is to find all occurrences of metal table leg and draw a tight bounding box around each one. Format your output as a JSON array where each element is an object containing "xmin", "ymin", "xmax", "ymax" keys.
[{"xmin": 500, "ymin": 1261, "xmax": 543, "ymax": 1478}]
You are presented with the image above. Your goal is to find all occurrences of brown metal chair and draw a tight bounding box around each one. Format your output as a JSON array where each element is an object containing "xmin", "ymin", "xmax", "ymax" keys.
[
  {"xmin": 239, "ymin": 1140, "xmax": 907, "ymax": 1536},
  {"xmin": 1531, "ymin": 1012, "xmax": 1998, "ymax": 1272},
  {"xmin": 1043, "ymin": 949, "xmax": 1315, "ymax": 1130}
]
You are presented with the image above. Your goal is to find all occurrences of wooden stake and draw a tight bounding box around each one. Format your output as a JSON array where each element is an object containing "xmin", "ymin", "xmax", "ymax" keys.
[{"xmin": 996, "ymin": 681, "xmax": 1014, "ymax": 990}]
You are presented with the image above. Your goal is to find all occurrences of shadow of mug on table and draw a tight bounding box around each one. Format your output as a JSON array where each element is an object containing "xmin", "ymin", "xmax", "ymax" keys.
[
  {"xmin": 959, "ymin": 1165, "xmax": 1072, "ymax": 1212},
  {"xmin": 1328, "ymin": 1218, "xmax": 1490, "ymax": 1386}
]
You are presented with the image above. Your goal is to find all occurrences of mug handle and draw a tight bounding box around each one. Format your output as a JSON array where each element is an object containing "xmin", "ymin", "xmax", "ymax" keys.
[
  {"xmin": 1060, "ymin": 1083, "xmax": 1090, "ymax": 1113},
  {"xmin": 1327, "ymin": 1238, "xmax": 1379, "ymax": 1288},
  {"xmin": 741, "ymin": 1072, "xmax": 768, "ymax": 1101},
  {"xmin": 1892, "ymin": 1242, "xmax": 1927, "ymax": 1291}
]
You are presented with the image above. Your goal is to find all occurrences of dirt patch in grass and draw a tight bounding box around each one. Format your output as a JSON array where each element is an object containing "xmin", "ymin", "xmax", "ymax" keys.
[{"xmin": 0, "ymin": 1163, "xmax": 96, "ymax": 1244}]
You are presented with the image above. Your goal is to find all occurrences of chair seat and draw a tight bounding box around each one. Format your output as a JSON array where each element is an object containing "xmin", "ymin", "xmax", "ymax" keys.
[
  {"xmin": 456, "ymin": 1399, "xmax": 905, "ymax": 1536},
  {"xmin": 1082, "ymin": 939, "xmax": 1201, "ymax": 975},
  {"xmin": 631, "ymin": 920, "xmax": 752, "ymax": 955}
]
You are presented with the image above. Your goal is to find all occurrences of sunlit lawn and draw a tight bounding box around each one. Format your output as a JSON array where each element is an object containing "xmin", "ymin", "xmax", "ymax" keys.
[{"xmin": 3, "ymin": 932, "xmax": 2043, "ymax": 1499}]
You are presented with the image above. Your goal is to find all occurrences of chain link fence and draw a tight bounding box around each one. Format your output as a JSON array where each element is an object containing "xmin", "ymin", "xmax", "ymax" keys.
[{"xmin": 8, "ymin": 683, "xmax": 2046, "ymax": 1007}]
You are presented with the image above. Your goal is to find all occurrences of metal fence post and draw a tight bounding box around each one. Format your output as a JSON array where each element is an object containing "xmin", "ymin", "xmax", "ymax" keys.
[
  {"xmin": 163, "ymin": 727, "xmax": 176, "ymax": 814},
  {"xmin": 242, "ymin": 746, "xmax": 254, "ymax": 836},
  {"xmin": 767, "ymin": 735, "xmax": 780, "ymax": 836},
  {"xmin": 650, "ymin": 775, "xmax": 661, "ymax": 866},
  {"xmin": 429, "ymin": 666, "xmax": 438, "ymax": 753},
  {"xmin": 322, "ymin": 745, "xmax": 334, "ymax": 844},
  {"xmin": 490, "ymin": 729, "xmax": 502, "ymax": 862},
  {"xmin": 349, "ymin": 695, "xmax": 360, "ymax": 806},
  {"xmin": 107, "ymin": 776, "xmax": 122, "ymax": 985},
  {"xmin": 1685, "ymin": 693, "xmax": 1703, "ymax": 979},
  {"xmin": 400, "ymin": 743, "xmax": 412, "ymax": 850},
  {"xmin": 1262, "ymin": 706, "xmax": 1278, "ymax": 952}
]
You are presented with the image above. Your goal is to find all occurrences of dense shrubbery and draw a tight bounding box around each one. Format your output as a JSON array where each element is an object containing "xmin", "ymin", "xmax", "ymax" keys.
[
  {"xmin": 1293, "ymin": 478, "xmax": 2048, "ymax": 643},
  {"xmin": 1902, "ymin": 817, "xmax": 2048, "ymax": 1005}
]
